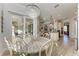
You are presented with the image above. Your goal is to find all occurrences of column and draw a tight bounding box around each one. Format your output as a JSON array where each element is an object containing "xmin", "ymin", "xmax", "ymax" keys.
[
  {"xmin": 77, "ymin": 4, "xmax": 79, "ymax": 51},
  {"xmin": 78, "ymin": 11, "xmax": 79, "ymax": 51},
  {"xmin": 33, "ymin": 17, "xmax": 38, "ymax": 38},
  {"xmin": 23, "ymin": 17, "xmax": 26, "ymax": 40}
]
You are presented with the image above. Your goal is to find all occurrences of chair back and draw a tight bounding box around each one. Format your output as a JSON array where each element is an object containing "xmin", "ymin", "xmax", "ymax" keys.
[
  {"xmin": 39, "ymin": 38, "xmax": 53, "ymax": 56},
  {"xmin": 4, "ymin": 37, "xmax": 13, "ymax": 56}
]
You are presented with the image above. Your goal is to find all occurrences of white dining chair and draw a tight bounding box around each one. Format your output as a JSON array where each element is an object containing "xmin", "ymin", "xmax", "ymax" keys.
[
  {"xmin": 4, "ymin": 37, "xmax": 13, "ymax": 56},
  {"xmin": 16, "ymin": 37, "xmax": 28, "ymax": 56},
  {"xmin": 39, "ymin": 39, "xmax": 53, "ymax": 56},
  {"xmin": 4, "ymin": 36, "xmax": 23, "ymax": 56},
  {"xmin": 12, "ymin": 26, "xmax": 28, "ymax": 56}
]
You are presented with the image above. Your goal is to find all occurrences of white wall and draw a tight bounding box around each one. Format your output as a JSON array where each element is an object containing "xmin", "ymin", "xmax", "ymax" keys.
[
  {"xmin": 0, "ymin": 4, "xmax": 3, "ymax": 36},
  {"xmin": 0, "ymin": 3, "xmax": 27, "ymax": 55},
  {"xmin": 0, "ymin": 4, "xmax": 2, "ymax": 33},
  {"xmin": 78, "ymin": 4, "xmax": 79, "ymax": 48},
  {"xmin": 78, "ymin": 15, "xmax": 79, "ymax": 50},
  {"xmin": 3, "ymin": 4, "xmax": 27, "ymax": 38},
  {"xmin": 0, "ymin": 4, "xmax": 6, "ymax": 55},
  {"xmin": 69, "ymin": 17, "xmax": 77, "ymax": 39}
]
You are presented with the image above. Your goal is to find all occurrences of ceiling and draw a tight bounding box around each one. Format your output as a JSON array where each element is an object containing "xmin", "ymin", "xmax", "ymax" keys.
[{"xmin": 21, "ymin": 3, "xmax": 77, "ymax": 21}]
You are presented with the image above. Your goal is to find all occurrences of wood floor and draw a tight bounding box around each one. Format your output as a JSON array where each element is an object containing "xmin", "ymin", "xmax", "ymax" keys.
[
  {"xmin": 28, "ymin": 35, "xmax": 78, "ymax": 56},
  {"xmin": 0, "ymin": 35, "xmax": 79, "ymax": 56},
  {"xmin": 24, "ymin": 34, "xmax": 78, "ymax": 56},
  {"xmin": 51, "ymin": 35, "xmax": 76, "ymax": 56}
]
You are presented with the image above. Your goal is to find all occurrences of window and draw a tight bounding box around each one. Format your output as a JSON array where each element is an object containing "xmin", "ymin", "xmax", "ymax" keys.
[
  {"xmin": 25, "ymin": 18, "xmax": 33, "ymax": 35},
  {"xmin": 11, "ymin": 13, "xmax": 33, "ymax": 40},
  {"xmin": 12, "ymin": 15, "xmax": 23, "ymax": 38},
  {"xmin": 64, "ymin": 26, "xmax": 67, "ymax": 32}
]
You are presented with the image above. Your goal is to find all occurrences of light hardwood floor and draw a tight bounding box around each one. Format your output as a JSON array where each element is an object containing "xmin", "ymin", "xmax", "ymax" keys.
[{"xmin": 0, "ymin": 35, "xmax": 79, "ymax": 56}]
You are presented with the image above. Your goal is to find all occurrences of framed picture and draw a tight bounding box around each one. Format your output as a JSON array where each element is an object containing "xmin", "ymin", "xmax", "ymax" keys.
[{"xmin": 0, "ymin": 9, "xmax": 3, "ymax": 33}]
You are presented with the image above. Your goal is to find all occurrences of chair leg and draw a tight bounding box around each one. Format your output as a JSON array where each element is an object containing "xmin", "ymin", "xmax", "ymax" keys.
[
  {"xmin": 9, "ymin": 49, "xmax": 13, "ymax": 56},
  {"xmin": 46, "ymin": 43, "xmax": 53, "ymax": 56},
  {"xmin": 39, "ymin": 49, "xmax": 41, "ymax": 56},
  {"xmin": 45, "ymin": 49, "xmax": 48, "ymax": 56}
]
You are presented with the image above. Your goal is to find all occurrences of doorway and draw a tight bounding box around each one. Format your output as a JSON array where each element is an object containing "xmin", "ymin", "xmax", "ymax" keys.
[
  {"xmin": 64, "ymin": 25, "xmax": 69, "ymax": 36},
  {"xmin": 63, "ymin": 22, "xmax": 69, "ymax": 45}
]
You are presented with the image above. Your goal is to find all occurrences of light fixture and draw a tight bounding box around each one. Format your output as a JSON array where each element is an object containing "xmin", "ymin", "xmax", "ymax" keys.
[{"xmin": 26, "ymin": 4, "xmax": 40, "ymax": 18}]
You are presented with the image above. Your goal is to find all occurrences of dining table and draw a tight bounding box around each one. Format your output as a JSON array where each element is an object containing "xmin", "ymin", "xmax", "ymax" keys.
[
  {"xmin": 27, "ymin": 37, "xmax": 50, "ymax": 54},
  {"xmin": 15, "ymin": 36, "xmax": 51, "ymax": 56}
]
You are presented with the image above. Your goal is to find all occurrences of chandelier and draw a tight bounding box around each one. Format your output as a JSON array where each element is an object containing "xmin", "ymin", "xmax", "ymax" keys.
[{"xmin": 26, "ymin": 4, "xmax": 40, "ymax": 18}]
